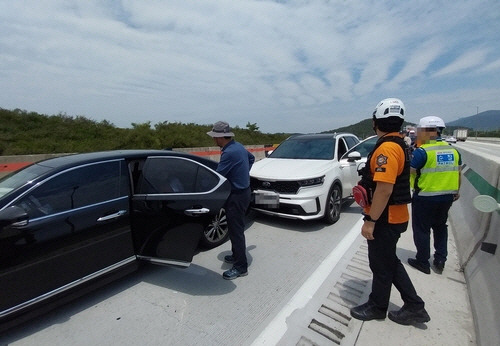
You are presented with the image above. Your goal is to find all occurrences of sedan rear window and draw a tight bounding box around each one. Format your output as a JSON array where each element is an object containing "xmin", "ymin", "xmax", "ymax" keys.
[{"xmin": 270, "ymin": 138, "xmax": 335, "ymax": 160}]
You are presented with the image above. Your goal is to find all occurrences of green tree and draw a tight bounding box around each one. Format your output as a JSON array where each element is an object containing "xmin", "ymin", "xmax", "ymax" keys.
[
  {"xmin": 0, "ymin": 107, "xmax": 291, "ymax": 155},
  {"xmin": 246, "ymin": 122, "xmax": 259, "ymax": 132}
]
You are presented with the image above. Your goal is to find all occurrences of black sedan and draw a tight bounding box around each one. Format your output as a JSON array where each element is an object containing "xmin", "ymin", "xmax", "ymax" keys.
[{"xmin": 0, "ymin": 150, "xmax": 230, "ymax": 331}]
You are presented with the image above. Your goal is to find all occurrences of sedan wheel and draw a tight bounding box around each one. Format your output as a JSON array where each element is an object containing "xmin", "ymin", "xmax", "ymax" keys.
[
  {"xmin": 324, "ymin": 184, "xmax": 341, "ymax": 224},
  {"xmin": 200, "ymin": 208, "xmax": 229, "ymax": 248}
]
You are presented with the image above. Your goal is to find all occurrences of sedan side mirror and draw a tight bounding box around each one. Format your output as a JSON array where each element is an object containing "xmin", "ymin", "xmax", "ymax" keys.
[
  {"xmin": 346, "ymin": 151, "xmax": 362, "ymax": 162},
  {"xmin": 0, "ymin": 206, "xmax": 29, "ymax": 228}
]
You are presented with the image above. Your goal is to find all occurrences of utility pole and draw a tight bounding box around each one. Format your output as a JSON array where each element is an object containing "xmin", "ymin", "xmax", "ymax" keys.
[{"xmin": 476, "ymin": 106, "xmax": 478, "ymax": 140}]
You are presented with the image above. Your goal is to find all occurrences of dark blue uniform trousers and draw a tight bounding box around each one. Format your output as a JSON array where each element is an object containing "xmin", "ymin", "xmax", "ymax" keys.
[
  {"xmin": 368, "ymin": 221, "xmax": 425, "ymax": 311},
  {"xmin": 226, "ymin": 187, "xmax": 251, "ymax": 272},
  {"xmin": 411, "ymin": 197, "xmax": 453, "ymax": 265}
]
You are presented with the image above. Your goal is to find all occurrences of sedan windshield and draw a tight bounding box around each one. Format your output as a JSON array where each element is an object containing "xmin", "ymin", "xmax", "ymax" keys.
[
  {"xmin": 270, "ymin": 138, "xmax": 335, "ymax": 160},
  {"xmin": 0, "ymin": 163, "xmax": 52, "ymax": 199}
]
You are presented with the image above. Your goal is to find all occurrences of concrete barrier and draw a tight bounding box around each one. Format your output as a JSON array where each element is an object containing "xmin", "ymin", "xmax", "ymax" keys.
[
  {"xmin": 0, "ymin": 145, "xmax": 276, "ymax": 178},
  {"xmin": 449, "ymin": 145, "xmax": 500, "ymax": 346},
  {"xmin": 0, "ymin": 153, "xmax": 69, "ymax": 178},
  {"xmin": 172, "ymin": 144, "xmax": 274, "ymax": 162}
]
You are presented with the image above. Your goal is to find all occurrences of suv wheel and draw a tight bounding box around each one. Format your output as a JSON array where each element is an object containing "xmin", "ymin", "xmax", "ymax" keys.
[
  {"xmin": 200, "ymin": 208, "xmax": 229, "ymax": 248},
  {"xmin": 324, "ymin": 184, "xmax": 341, "ymax": 224}
]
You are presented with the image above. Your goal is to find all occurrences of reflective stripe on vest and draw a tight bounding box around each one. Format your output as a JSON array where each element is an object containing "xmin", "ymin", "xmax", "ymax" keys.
[
  {"xmin": 418, "ymin": 190, "xmax": 460, "ymax": 196},
  {"xmin": 412, "ymin": 141, "xmax": 460, "ymax": 196},
  {"xmin": 420, "ymin": 165, "xmax": 461, "ymax": 174}
]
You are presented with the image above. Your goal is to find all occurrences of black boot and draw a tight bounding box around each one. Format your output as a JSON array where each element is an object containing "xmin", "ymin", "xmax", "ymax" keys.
[
  {"xmin": 408, "ymin": 258, "xmax": 431, "ymax": 274},
  {"xmin": 433, "ymin": 259, "xmax": 445, "ymax": 273},
  {"xmin": 388, "ymin": 305, "xmax": 430, "ymax": 325},
  {"xmin": 350, "ymin": 301, "xmax": 386, "ymax": 321}
]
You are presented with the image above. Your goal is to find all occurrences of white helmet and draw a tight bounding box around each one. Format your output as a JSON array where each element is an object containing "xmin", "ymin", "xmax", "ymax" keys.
[
  {"xmin": 419, "ymin": 116, "xmax": 445, "ymax": 128},
  {"xmin": 373, "ymin": 98, "xmax": 405, "ymax": 119}
]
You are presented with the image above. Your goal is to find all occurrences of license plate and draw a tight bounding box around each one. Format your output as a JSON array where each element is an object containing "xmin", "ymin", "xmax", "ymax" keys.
[{"xmin": 254, "ymin": 192, "xmax": 279, "ymax": 208}]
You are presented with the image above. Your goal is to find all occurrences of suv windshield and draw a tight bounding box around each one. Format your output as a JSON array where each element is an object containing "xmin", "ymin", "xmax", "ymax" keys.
[
  {"xmin": 270, "ymin": 138, "xmax": 335, "ymax": 160},
  {"xmin": 0, "ymin": 163, "xmax": 53, "ymax": 199}
]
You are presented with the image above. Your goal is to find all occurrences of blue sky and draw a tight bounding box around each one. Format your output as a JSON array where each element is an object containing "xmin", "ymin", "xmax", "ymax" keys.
[{"xmin": 1, "ymin": 1, "xmax": 499, "ymax": 133}]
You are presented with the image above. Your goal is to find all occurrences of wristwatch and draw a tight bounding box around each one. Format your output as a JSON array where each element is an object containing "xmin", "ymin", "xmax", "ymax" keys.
[{"xmin": 363, "ymin": 214, "xmax": 378, "ymax": 222}]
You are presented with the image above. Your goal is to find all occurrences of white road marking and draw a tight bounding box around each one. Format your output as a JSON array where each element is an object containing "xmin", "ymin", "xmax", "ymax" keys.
[{"xmin": 251, "ymin": 217, "xmax": 364, "ymax": 345}]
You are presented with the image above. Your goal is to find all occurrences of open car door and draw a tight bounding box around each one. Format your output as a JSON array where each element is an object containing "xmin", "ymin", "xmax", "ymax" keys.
[
  {"xmin": 131, "ymin": 156, "xmax": 230, "ymax": 267},
  {"xmin": 339, "ymin": 136, "xmax": 378, "ymax": 198}
]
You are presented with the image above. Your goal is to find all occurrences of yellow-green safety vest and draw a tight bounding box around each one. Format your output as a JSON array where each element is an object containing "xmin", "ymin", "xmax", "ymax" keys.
[{"xmin": 410, "ymin": 141, "xmax": 460, "ymax": 196}]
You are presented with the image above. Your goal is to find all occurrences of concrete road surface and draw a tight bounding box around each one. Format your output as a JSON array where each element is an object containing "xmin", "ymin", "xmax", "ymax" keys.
[
  {"xmin": 1, "ymin": 202, "xmax": 475, "ymax": 346},
  {"xmin": 1, "ymin": 205, "xmax": 361, "ymax": 346}
]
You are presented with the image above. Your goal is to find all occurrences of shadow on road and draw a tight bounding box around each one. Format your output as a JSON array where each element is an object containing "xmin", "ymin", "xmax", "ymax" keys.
[{"xmin": 248, "ymin": 203, "xmax": 363, "ymax": 233}]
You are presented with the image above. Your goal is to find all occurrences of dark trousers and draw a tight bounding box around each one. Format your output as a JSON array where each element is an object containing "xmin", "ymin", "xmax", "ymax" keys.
[
  {"xmin": 226, "ymin": 188, "xmax": 251, "ymax": 271},
  {"xmin": 412, "ymin": 197, "xmax": 453, "ymax": 264},
  {"xmin": 368, "ymin": 221, "xmax": 425, "ymax": 311}
]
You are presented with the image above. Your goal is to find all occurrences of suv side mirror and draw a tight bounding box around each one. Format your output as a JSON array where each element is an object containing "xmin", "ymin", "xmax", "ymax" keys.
[{"xmin": 346, "ymin": 151, "xmax": 362, "ymax": 162}]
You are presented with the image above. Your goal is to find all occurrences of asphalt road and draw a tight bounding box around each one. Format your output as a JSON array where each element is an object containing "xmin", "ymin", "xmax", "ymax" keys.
[
  {"xmin": 2, "ymin": 204, "xmax": 363, "ymax": 346},
  {"xmin": 454, "ymin": 138, "xmax": 500, "ymax": 160}
]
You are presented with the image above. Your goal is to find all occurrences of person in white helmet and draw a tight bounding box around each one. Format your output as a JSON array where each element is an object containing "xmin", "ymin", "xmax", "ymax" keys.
[
  {"xmin": 408, "ymin": 116, "xmax": 462, "ymax": 275},
  {"xmin": 350, "ymin": 98, "xmax": 430, "ymax": 325}
]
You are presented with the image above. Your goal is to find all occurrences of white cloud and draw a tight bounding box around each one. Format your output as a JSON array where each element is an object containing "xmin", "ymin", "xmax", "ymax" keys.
[
  {"xmin": 387, "ymin": 41, "xmax": 444, "ymax": 88},
  {"xmin": 478, "ymin": 58, "xmax": 500, "ymax": 73},
  {"xmin": 434, "ymin": 49, "xmax": 489, "ymax": 77},
  {"xmin": 0, "ymin": 0, "xmax": 499, "ymax": 133}
]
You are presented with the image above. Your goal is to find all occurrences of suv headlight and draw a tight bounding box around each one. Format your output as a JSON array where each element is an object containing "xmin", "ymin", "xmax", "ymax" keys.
[{"xmin": 297, "ymin": 176, "xmax": 325, "ymax": 187}]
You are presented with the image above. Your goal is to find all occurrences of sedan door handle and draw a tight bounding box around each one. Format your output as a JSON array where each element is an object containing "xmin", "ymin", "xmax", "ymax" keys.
[
  {"xmin": 97, "ymin": 210, "xmax": 127, "ymax": 222},
  {"xmin": 184, "ymin": 208, "xmax": 210, "ymax": 216}
]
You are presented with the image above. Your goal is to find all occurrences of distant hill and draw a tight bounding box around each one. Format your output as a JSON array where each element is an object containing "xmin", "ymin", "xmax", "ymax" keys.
[
  {"xmin": 325, "ymin": 110, "xmax": 500, "ymax": 137},
  {"xmin": 323, "ymin": 119, "xmax": 416, "ymax": 139},
  {"xmin": 447, "ymin": 110, "xmax": 500, "ymax": 131}
]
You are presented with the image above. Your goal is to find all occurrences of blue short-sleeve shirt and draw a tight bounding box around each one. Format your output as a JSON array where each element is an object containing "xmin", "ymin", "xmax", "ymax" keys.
[{"xmin": 217, "ymin": 140, "xmax": 255, "ymax": 191}]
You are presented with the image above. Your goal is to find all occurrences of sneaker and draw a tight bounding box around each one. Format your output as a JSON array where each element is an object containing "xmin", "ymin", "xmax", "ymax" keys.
[
  {"xmin": 223, "ymin": 267, "xmax": 248, "ymax": 280},
  {"xmin": 408, "ymin": 258, "xmax": 431, "ymax": 274},
  {"xmin": 350, "ymin": 301, "xmax": 386, "ymax": 321},
  {"xmin": 388, "ymin": 306, "xmax": 430, "ymax": 325},
  {"xmin": 224, "ymin": 255, "xmax": 235, "ymax": 264}
]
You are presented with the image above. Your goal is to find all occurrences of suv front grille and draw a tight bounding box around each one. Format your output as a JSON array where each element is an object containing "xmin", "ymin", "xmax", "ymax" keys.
[{"xmin": 250, "ymin": 177, "xmax": 300, "ymax": 194}]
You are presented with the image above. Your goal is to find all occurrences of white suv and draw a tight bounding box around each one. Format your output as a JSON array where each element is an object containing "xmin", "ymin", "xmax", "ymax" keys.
[{"xmin": 250, "ymin": 133, "xmax": 365, "ymax": 224}]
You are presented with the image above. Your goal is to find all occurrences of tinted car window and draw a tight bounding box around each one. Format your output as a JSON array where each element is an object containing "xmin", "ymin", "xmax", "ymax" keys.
[
  {"xmin": 343, "ymin": 136, "xmax": 378, "ymax": 158},
  {"xmin": 337, "ymin": 138, "xmax": 348, "ymax": 158},
  {"xmin": 345, "ymin": 136, "xmax": 359, "ymax": 148},
  {"xmin": 194, "ymin": 164, "xmax": 220, "ymax": 192},
  {"xmin": 270, "ymin": 138, "xmax": 335, "ymax": 160},
  {"xmin": 139, "ymin": 157, "xmax": 220, "ymax": 194},
  {"xmin": 14, "ymin": 160, "xmax": 128, "ymax": 219}
]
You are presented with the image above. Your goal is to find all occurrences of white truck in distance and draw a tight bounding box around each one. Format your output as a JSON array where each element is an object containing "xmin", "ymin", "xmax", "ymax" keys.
[{"xmin": 453, "ymin": 128, "xmax": 468, "ymax": 141}]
